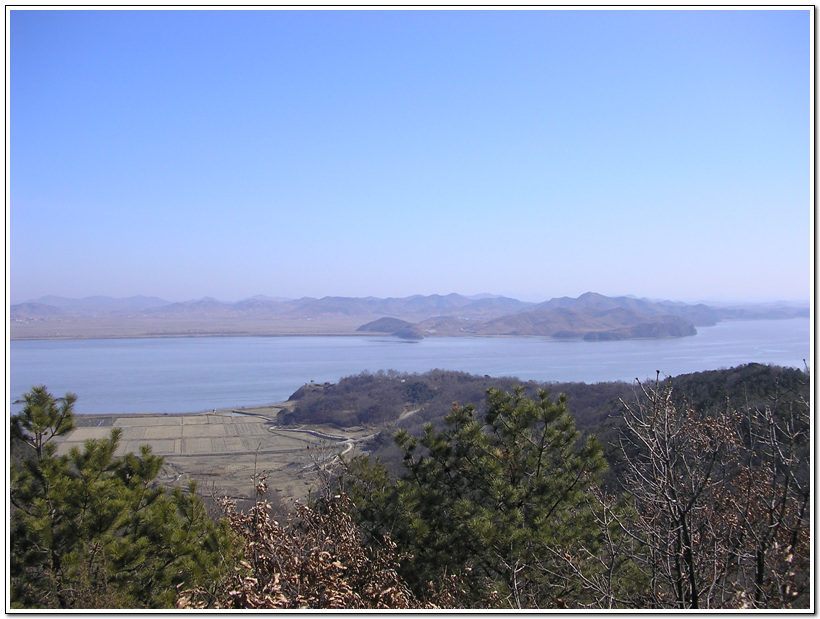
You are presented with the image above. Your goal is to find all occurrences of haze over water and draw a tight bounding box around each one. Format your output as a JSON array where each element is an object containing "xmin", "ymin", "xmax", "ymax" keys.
[{"xmin": 9, "ymin": 318, "xmax": 809, "ymax": 416}]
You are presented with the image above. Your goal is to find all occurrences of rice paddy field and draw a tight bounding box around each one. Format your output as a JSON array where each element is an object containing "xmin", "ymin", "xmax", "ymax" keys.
[{"xmin": 56, "ymin": 404, "xmax": 375, "ymax": 504}]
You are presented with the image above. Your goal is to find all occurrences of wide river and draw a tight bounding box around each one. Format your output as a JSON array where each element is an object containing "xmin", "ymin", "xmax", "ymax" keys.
[{"xmin": 9, "ymin": 318, "xmax": 811, "ymax": 415}]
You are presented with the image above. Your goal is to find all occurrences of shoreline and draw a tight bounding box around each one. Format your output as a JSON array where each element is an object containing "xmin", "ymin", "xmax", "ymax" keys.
[
  {"xmin": 13, "ymin": 316, "xmax": 808, "ymax": 344},
  {"xmin": 71, "ymin": 402, "xmax": 292, "ymax": 422},
  {"xmin": 9, "ymin": 330, "xmax": 708, "ymax": 343},
  {"xmin": 9, "ymin": 331, "xmax": 366, "ymax": 342}
]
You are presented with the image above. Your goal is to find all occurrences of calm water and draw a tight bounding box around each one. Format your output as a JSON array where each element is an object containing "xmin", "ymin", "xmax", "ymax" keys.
[{"xmin": 9, "ymin": 318, "xmax": 811, "ymax": 415}]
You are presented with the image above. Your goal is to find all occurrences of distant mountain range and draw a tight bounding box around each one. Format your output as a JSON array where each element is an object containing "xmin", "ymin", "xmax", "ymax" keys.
[
  {"xmin": 357, "ymin": 292, "xmax": 808, "ymax": 340},
  {"xmin": 10, "ymin": 292, "xmax": 809, "ymax": 341},
  {"xmin": 13, "ymin": 293, "xmax": 535, "ymax": 321},
  {"xmin": 14, "ymin": 295, "xmax": 170, "ymax": 315}
]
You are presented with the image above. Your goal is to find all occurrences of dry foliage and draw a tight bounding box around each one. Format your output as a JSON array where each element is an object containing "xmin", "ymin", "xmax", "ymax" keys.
[{"xmin": 177, "ymin": 477, "xmax": 423, "ymax": 609}]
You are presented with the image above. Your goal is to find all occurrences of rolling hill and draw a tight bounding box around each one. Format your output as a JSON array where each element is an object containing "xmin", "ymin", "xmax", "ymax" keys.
[{"xmin": 10, "ymin": 292, "xmax": 808, "ymax": 341}]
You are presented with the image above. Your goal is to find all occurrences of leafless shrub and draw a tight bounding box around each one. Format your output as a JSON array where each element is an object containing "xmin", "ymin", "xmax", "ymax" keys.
[
  {"xmin": 177, "ymin": 476, "xmax": 423, "ymax": 609},
  {"xmin": 610, "ymin": 373, "xmax": 810, "ymax": 609}
]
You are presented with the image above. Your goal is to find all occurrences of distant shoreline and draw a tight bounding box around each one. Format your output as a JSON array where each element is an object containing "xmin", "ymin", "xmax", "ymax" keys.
[
  {"xmin": 11, "ymin": 316, "xmax": 809, "ymax": 343},
  {"xmin": 11, "ymin": 293, "xmax": 808, "ymax": 343},
  {"xmin": 70, "ymin": 403, "xmax": 290, "ymax": 419},
  {"xmin": 9, "ymin": 331, "xmax": 364, "ymax": 342}
]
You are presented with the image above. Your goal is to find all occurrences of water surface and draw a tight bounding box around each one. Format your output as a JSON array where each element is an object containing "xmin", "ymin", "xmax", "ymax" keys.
[{"xmin": 9, "ymin": 318, "xmax": 810, "ymax": 415}]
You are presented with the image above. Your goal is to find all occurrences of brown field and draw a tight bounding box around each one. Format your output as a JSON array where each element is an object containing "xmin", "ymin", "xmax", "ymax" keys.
[
  {"xmin": 56, "ymin": 404, "xmax": 376, "ymax": 504},
  {"xmin": 11, "ymin": 315, "xmax": 369, "ymax": 340}
]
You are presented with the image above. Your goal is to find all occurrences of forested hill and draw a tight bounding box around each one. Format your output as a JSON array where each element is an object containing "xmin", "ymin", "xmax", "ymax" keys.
[
  {"xmin": 282, "ymin": 363, "xmax": 809, "ymax": 472},
  {"xmin": 284, "ymin": 362, "xmax": 808, "ymax": 430},
  {"xmin": 274, "ymin": 362, "xmax": 810, "ymax": 610},
  {"xmin": 280, "ymin": 363, "xmax": 809, "ymax": 444}
]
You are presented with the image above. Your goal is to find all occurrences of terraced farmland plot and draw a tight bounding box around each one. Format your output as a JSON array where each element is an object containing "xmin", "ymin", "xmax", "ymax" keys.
[
  {"xmin": 57, "ymin": 412, "xmax": 316, "ymax": 456},
  {"xmin": 52, "ymin": 407, "xmax": 376, "ymax": 502}
]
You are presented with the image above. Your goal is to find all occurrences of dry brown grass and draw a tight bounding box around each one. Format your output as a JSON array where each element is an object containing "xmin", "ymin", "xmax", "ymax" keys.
[{"xmin": 11, "ymin": 315, "xmax": 370, "ymax": 340}]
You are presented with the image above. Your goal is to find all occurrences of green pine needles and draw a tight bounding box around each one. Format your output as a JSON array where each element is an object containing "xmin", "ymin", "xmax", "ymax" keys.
[
  {"xmin": 344, "ymin": 387, "xmax": 608, "ymax": 608},
  {"xmin": 10, "ymin": 386, "xmax": 237, "ymax": 609}
]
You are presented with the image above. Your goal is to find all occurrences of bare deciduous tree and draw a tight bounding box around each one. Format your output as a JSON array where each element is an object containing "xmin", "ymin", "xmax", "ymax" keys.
[{"xmin": 610, "ymin": 372, "xmax": 810, "ymax": 609}]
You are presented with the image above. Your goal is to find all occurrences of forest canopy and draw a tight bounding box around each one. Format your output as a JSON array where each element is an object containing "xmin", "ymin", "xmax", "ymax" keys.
[{"xmin": 9, "ymin": 363, "xmax": 811, "ymax": 609}]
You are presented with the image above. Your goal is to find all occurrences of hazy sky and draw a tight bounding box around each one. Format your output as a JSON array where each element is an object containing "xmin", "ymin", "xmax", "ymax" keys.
[{"xmin": 9, "ymin": 8, "xmax": 811, "ymax": 304}]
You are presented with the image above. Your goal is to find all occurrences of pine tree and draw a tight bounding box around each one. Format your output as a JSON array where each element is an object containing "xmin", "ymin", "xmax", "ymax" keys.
[
  {"xmin": 10, "ymin": 386, "xmax": 236, "ymax": 609},
  {"xmin": 344, "ymin": 387, "xmax": 608, "ymax": 608}
]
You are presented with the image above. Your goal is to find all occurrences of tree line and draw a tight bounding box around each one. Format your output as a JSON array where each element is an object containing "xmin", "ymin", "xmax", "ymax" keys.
[{"xmin": 9, "ymin": 363, "xmax": 810, "ymax": 609}]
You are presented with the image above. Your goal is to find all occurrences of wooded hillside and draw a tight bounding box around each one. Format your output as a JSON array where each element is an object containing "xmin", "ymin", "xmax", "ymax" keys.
[{"xmin": 10, "ymin": 363, "xmax": 810, "ymax": 609}]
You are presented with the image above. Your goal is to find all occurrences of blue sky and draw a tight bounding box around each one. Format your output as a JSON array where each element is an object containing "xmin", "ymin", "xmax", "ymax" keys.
[{"xmin": 9, "ymin": 9, "xmax": 811, "ymax": 304}]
